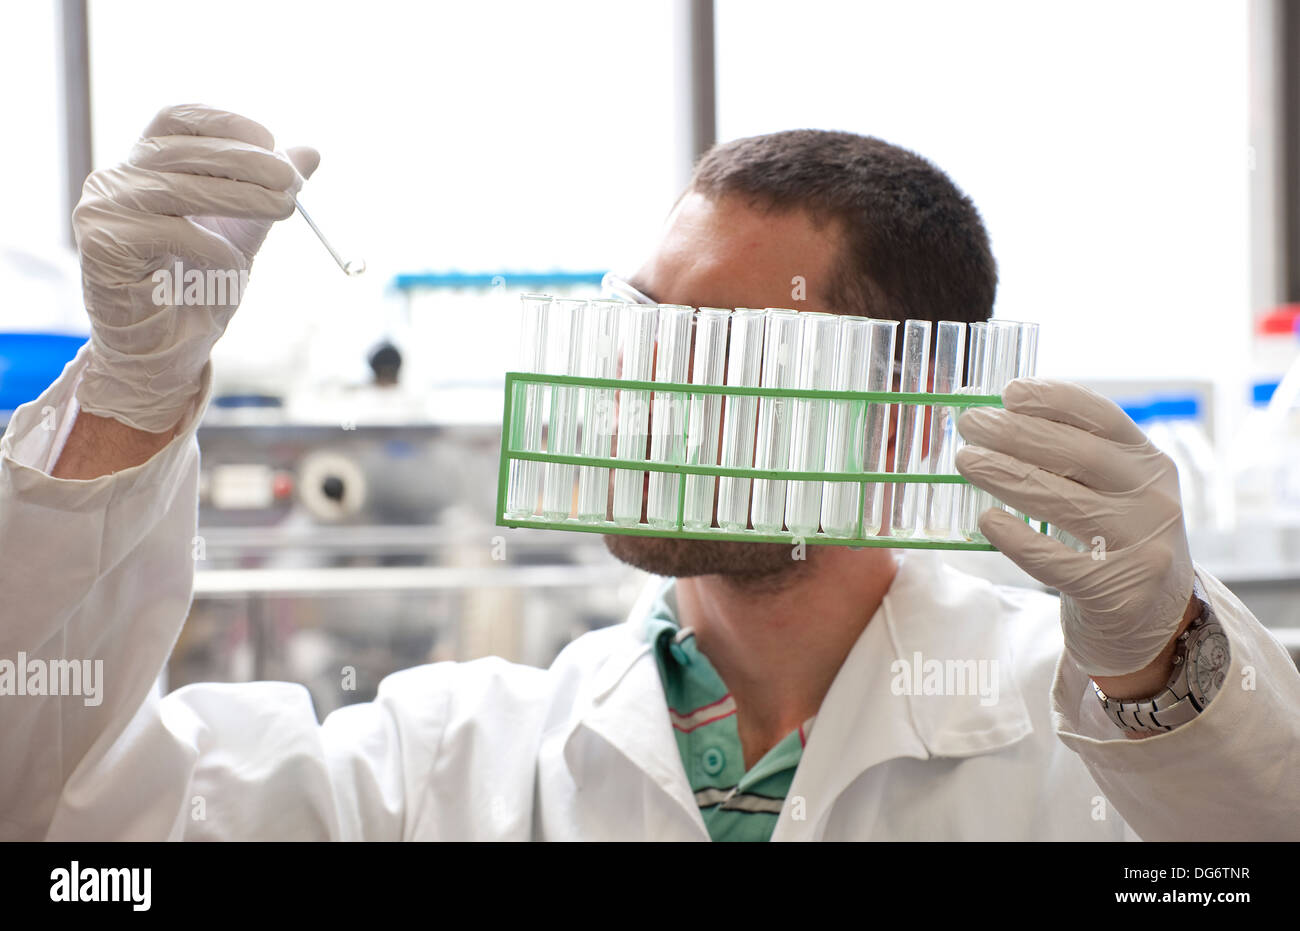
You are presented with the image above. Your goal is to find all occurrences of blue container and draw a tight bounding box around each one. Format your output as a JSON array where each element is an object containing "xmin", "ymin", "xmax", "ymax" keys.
[{"xmin": 0, "ymin": 333, "xmax": 88, "ymax": 412}]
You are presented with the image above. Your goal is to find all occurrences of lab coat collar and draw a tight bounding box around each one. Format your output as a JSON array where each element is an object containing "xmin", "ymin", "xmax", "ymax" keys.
[
  {"xmin": 778, "ymin": 549, "xmax": 1033, "ymax": 838},
  {"xmin": 560, "ymin": 595, "xmax": 708, "ymax": 836},
  {"xmin": 562, "ymin": 550, "xmax": 1032, "ymax": 839}
]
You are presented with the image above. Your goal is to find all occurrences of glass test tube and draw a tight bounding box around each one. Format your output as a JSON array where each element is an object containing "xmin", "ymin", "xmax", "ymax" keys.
[
  {"xmin": 647, "ymin": 305, "xmax": 696, "ymax": 528},
  {"xmin": 958, "ymin": 322, "xmax": 990, "ymax": 541},
  {"xmin": 750, "ymin": 309, "xmax": 804, "ymax": 534},
  {"xmin": 541, "ymin": 299, "xmax": 587, "ymax": 520},
  {"xmin": 922, "ymin": 321, "xmax": 967, "ymax": 538},
  {"xmin": 1009, "ymin": 322, "xmax": 1041, "ymax": 526},
  {"xmin": 716, "ymin": 309, "xmax": 765, "ymax": 532},
  {"xmin": 612, "ymin": 304, "xmax": 659, "ymax": 525},
  {"xmin": 891, "ymin": 320, "xmax": 932, "ymax": 537},
  {"xmin": 682, "ymin": 308, "xmax": 732, "ymax": 529},
  {"xmin": 505, "ymin": 293, "xmax": 550, "ymax": 518},
  {"xmin": 821, "ymin": 316, "xmax": 870, "ymax": 538},
  {"xmin": 576, "ymin": 299, "xmax": 621, "ymax": 523},
  {"xmin": 857, "ymin": 320, "xmax": 899, "ymax": 537},
  {"xmin": 784, "ymin": 313, "xmax": 841, "ymax": 537},
  {"xmin": 961, "ymin": 320, "xmax": 1022, "ymax": 540}
]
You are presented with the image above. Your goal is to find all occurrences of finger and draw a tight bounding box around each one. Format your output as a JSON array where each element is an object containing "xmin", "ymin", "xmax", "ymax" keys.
[
  {"xmin": 955, "ymin": 444, "xmax": 1111, "ymax": 543},
  {"xmin": 102, "ymin": 164, "xmax": 294, "ymax": 222},
  {"xmin": 74, "ymin": 201, "xmax": 246, "ymax": 287},
  {"xmin": 129, "ymin": 135, "xmax": 298, "ymax": 191},
  {"xmin": 284, "ymin": 146, "xmax": 321, "ymax": 182},
  {"xmin": 1000, "ymin": 378, "xmax": 1149, "ymax": 446},
  {"xmin": 976, "ymin": 508, "xmax": 1098, "ymax": 596},
  {"xmin": 141, "ymin": 103, "xmax": 276, "ymax": 151},
  {"xmin": 957, "ymin": 406, "xmax": 1152, "ymax": 493}
]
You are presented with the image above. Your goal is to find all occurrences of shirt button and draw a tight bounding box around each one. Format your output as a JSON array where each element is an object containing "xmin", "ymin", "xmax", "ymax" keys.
[{"xmin": 702, "ymin": 746, "xmax": 726, "ymax": 776}]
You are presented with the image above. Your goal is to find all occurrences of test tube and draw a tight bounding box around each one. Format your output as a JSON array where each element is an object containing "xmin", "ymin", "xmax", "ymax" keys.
[
  {"xmin": 716, "ymin": 309, "xmax": 765, "ymax": 532},
  {"xmin": 856, "ymin": 320, "xmax": 899, "ymax": 537},
  {"xmin": 575, "ymin": 299, "xmax": 621, "ymax": 523},
  {"xmin": 784, "ymin": 313, "xmax": 841, "ymax": 537},
  {"xmin": 821, "ymin": 316, "xmax": 869, "ymax": 538},
  {"xmin": 541, "ymin": 299, "xmax": 587, "ymax": 520},
  {"xmin": 646, "ymin": 305, "xmax": 695, "ymax": 528},
  {"xmin": 890, "ymin": 320, "xmax": 932, "ymax": 537},
  {"xmin": 957, "ymin": 321, "xmax": 990, "ymax": 541},
  {"xmin": 612, "ymin": 303, "xmax": 659, "ymax": 525},
  {"xmin": 960, "ymin": 320, "xmax": 1021, "ymax": 540},
  {"xmin": 750, "ymin": 309, "xmax": 804, "ymax": 534},
  {"xmin": 505, "ymin": 294, "xmax": 550, "ymax": 519},
  {"xmin": 682, "ymin": 308, "xmax": 732, "ymax": 529},
  {"xmin": 922, "ymin": 321, "xmax": 967, "ymax": 538}
]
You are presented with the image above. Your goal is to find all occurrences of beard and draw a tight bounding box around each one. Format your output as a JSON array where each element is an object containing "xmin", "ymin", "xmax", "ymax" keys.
[{"xmin": 602, "ymin": 533, "xmax": 816, "ymax": 583}]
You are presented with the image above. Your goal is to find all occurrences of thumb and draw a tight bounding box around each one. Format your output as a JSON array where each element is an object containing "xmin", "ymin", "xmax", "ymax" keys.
[{"xmin": 284, "ymin": 145, "xmax": 321, "ymax": 186}]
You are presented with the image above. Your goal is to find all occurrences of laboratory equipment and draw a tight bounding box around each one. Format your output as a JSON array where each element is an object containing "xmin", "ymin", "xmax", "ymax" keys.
[
  {"xmin": 959, "ymin": 320, "xmax": 1039, "ymax": 540},
  {"xmin": 750, "ymin": 309, "xmax": 804, "ymax": 534},
  {"xmin": 821, "ymin": 317, "xmax": 891, "ymax": 538},
  {"xmin": 682, "ymin": 308, "xmax": 733, "ymax": 529},
  {"xmin": 784, "ymin": 313, "xmax": 841, "ymax": 537},
  {"xmin": 576, "ymin": 300, "xmax": 621, "ymax": 523},
  {"xmin": 612, "ymin": 304, "xmax": 659, "ymax": 525},
  {"xmin": 891, "ymin": 320, "xmax": 932, "ymax": 537},
  {"xmin": 541, "ymin": 300, "xmax": 587, "ymax": 520},
  {"xmin": 922, "ymin": 321, "xmax": 967, "ymax": 538},
  {"xmin": 292, "ymin": 195, "xmax": 365, "ymax": 277},
  {"xmin": 716, "ymin": 309, "xmax": 766, "ymax": 532},
  {"xmin": 498, "ymin": 295, "xmax": 1024, "ymax": 552},
  {"xmin": 504, "ymin": 294, "xmax": 550, "ymax": 518},
  {"xmin": 647, "ymin": 305, "xmax": 696, "ymax": 528}
]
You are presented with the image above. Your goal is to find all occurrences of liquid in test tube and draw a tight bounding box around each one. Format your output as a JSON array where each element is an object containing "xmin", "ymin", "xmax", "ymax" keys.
[
  {"xmin": 612, "ymin": 303, "xmax": 659, "ymax": 525},
  {"xmin": 682, "ymin": 308, "xmax": 732, "ymax": 530},
  {"xmin": 922, "ymin": 321, "xmax": 967, "ymax": 539},
  {"xmin": 784, "ymin": 312, "xmax": 840, "ymax": 537},
  {"xmin": 822, "ymin": 317, "xmax": 875, "ymax": 537},
  {"xmin": 750, "ymin": 309, "xmax": 803, "ymax": 534},
  {"xmin": 505, "ymin": 294, "xmax": 551, "ymax": 519},
  {"xmin": 715, "ymin": 309, "xmax": 765, "ymax": 532},
  {"xmin": 891, "ymin": 320, "xmax": 931, "ymax": 538},
  {"xmin": 576, "ymin": 299, "xmax": 621, "ymax": 523},
  {"xmin": 541, "ymin": 299, "xmax": 587, "ymax": 520},
  {"xmin": 647, "ymin": 305, "xmax": 696, "ymax": 528}
]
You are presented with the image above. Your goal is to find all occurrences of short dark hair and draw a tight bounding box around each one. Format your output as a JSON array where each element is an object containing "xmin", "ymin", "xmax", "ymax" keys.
[{"xmin": 689, "ymin": 129, "xmax": 996, "ymax": 325}]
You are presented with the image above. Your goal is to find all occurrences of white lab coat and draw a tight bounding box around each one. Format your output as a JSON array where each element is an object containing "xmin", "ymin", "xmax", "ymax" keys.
[{"xmin": 2, "ymin": 347, "xmax": 1298, "ymax": 841}]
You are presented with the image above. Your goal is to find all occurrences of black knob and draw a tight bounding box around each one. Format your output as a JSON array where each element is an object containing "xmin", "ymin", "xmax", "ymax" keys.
[{"xmin": 321, "ymin": 475, "xmax": 345, "ymax": 502}]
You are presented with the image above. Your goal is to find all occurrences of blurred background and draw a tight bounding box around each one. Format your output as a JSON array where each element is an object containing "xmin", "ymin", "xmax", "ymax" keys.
[{"xmin": 3, "ymin": 0, "xmax": 1299, "ymax": 713}]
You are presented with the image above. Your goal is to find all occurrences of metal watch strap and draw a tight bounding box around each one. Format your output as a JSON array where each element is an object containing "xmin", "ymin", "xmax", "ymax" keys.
[{"xmin": 1092, "ymin": 575, "xmax": 1218, "ymax": 733}]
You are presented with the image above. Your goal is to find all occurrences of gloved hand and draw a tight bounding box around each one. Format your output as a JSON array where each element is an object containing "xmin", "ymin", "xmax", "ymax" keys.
[
  {"xmin": 954, "ymin": 377, "xmax": 1194, "ymax": 678},
  {"xmin": 72, "ymin": 104, "xmax": 319, "ymax": 433}
]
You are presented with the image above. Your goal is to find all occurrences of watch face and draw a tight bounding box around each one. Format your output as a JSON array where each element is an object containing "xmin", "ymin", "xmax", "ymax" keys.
[{"xmin": 1188, "ymin": 628, "xmax": 1229, "ymax": 704}]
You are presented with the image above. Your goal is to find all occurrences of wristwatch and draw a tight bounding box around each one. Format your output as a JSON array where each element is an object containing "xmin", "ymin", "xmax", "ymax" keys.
[{"xmin": 1092, "ymin": 577, "xmax": 1230, "ymax": 733}]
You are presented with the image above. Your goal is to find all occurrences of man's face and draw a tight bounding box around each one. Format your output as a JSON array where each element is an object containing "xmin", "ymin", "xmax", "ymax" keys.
[{"xmin": 602, "ymin": 191, "xmax": 846, "ymax": 579}]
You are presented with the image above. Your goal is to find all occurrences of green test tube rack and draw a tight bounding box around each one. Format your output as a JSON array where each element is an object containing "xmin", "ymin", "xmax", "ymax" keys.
[{"xmin": 495, "ymin": 371, "xmax": 1049, "ymax": 551}]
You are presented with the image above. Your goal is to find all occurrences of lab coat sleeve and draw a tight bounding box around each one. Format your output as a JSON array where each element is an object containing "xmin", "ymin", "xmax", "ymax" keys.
[
  {"xmin": 1051, "ymin": 564, "xmax": 1300, "ymax": 840},
  {"xmin": 0, "ymin": 347, "xmax": 407, "ymax": 840}
]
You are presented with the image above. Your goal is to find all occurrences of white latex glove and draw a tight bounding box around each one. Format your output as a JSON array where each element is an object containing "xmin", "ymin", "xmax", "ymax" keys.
[
  {"xmin": 954, "ymin": 377, "xmax": 1194, "ymax": 678},
  {"xmin": 72, "ymin": 104, "xmax": 320, "ymax": 433}
]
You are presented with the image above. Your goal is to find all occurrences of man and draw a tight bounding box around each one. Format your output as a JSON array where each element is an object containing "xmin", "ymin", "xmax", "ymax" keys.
[{"xmin": 1, "ymin": 105, "xmax": 1297, "ymax": 840}]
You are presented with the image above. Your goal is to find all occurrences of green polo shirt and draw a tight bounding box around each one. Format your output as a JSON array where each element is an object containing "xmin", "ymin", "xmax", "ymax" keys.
[{"xmin": 644, "ymin": 585, "xmax": 814, "ymax": 842}]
